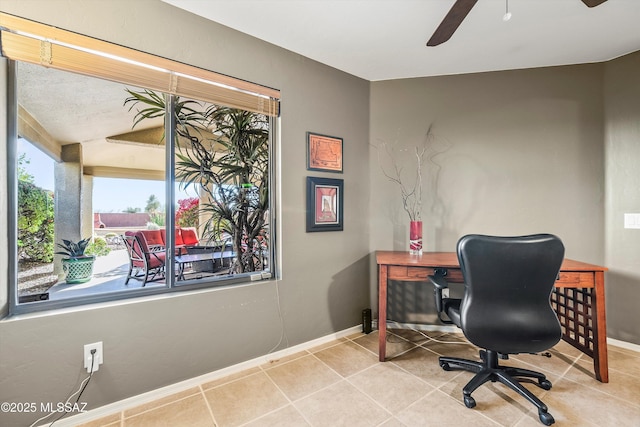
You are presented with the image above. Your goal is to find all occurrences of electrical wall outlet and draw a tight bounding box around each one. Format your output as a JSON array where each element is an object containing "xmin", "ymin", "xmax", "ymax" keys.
[
  {"xmin": 84, "ymin": 341, "xmax": 104, "ymax": 373},
  {"xmin": 624, "ymin": 213, "xmax": 640, "ymax": 229}
]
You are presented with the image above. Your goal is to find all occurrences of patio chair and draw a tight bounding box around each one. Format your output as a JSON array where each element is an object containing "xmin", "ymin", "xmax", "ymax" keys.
[{"xmin": 122, "ymin": 232, "xmax": 166, "ymax": 286}]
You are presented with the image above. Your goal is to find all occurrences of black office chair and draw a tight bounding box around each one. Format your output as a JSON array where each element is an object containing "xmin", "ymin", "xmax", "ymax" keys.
[{"xmin": 429, "ymin": 234, "xmax": 564, "ymax": 426}]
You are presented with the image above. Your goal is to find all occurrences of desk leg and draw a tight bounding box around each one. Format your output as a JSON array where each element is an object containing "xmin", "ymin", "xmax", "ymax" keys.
[
  {"xmin": 378, "ymin": 265, "xmax": 388, "ymax": 362},
  {"xmin": 592, "ymin": 271, "xmax": 609, "ymax": 383}
]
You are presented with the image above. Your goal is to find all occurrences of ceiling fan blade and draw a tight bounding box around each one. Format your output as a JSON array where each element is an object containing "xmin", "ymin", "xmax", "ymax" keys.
[
  {"xmin": 581, "ymin": 0, "xmax": 608, "ymax": 7},
  {"xmin": 427, "ymin": 0, "xmax": 479, "ymax": 47}
]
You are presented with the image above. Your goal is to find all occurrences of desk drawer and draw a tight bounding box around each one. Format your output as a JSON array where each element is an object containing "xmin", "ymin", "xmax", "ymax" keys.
[
  {"xmin": 387, "ymin": 266, "xmax": 464, "ymax": 282},
  {"xmin": 556, "ymin": 272, "xmax": 594, "ymax": 288}
]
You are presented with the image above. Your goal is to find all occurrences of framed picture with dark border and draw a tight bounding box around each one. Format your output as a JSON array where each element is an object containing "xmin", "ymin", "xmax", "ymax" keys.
[
  {"xmin": 306, "ymin": 132, "xmax": 343, "ymax": 173},
  {"xmin": 306, "ymin": 176, "xmax": 344, "ymax": 232}
]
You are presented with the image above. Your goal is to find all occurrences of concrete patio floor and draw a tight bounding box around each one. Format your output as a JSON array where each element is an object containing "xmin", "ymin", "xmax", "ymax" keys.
[{"xmin": 47, "ymin": 249, "xmax": 165, "ymax": 300}]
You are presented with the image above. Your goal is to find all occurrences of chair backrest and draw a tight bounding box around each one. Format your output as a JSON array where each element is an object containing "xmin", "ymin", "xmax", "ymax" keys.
[
  {"xmin": 180, "ymin": 228, "xmax": 199, "ymax": 246},
  {"xmin": 123, "ymin": 233, "xmax": 145, "ymax": 266},
  {"xmin": 457, "ymin": 234, "xmax": 565, "ymax": 354},
  {"xmin": 139, "ymin": 229, "xmax": 164, "ymax": 248}
]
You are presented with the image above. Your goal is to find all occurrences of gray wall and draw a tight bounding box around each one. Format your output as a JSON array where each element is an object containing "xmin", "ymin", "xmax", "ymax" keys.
[
  {"xmin": 368, "ymin": 65, "xmax": 608, "ymax": 327},
  {"xmin": 368, "ymin": 56, "xmax": 640, "ymax": 346},
  {"xmin": 603, "ymin": 51, "xmax": 640, "ymax": 344},
  {"xmin": 2, "ymin": 0, "xmax": 640, "ymax": 424},
  {"xmin": 0, "ymin": 1, "xmax": 370, "ymax": 425}
]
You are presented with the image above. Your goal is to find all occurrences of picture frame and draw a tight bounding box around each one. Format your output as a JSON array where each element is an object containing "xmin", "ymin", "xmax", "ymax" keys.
[
  {"xmin": 306, "ymin": 132, "xmax": 343, "ymax": 173},
  {"xmin": 306, "ymin": 176, "xmax": 344, "ymax": 232}
]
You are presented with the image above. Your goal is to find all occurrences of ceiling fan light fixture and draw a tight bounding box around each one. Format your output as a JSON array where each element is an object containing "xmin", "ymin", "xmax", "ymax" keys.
[{"xmin": 503, "ymin": 0, "xmax": 512, "ymax": 21}]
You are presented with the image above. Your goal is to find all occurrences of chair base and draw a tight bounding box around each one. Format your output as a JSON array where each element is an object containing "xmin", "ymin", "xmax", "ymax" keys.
[
  {"xmin": 439, "ymin": 350, "xmax": 555, "ymax": 426},
  {"xmin": 124, "ymin": 265, "xmax": 165, "ymax": 287}
]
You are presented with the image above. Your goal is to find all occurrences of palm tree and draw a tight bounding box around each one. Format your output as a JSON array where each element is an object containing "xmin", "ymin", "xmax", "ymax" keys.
[
  {"xmin": 124, "ymin": 90, "xmax": 270, "ymax": 273},
  {"xmin": 145, "ymin": 194, "xmax": 161, "ymax": 214}
]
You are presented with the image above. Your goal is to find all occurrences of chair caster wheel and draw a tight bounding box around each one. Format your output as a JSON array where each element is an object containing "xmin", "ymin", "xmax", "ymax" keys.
[
  {"xmin": 539, "ymin": 379, "xmax": 552, "ymax": 390},
  {"xmin": 440, "ymin": 361, "xmax": 451, "ymax": 371},
  {"xmin": 539, "ymin": 411, "xmax": 554, "ymax": 425},
  {"xmin": 463, "ymin": 395, "xmax": 476, "ymax": 408}
]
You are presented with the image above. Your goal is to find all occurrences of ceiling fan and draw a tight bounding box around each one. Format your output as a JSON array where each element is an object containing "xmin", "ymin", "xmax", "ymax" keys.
[{"xmin": 427, "ymin": 0, "xmax": 610, "ymax": 47}]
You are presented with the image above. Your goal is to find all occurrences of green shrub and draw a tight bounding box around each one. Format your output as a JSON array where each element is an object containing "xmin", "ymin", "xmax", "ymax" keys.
[
  {"xmin": 149, "ymin": 212, "xmax": 165, "ymax": 227},
  {"xmin": 18, "ymin": 180, "xmax": 54, "ymax": 263},
  {"xmin": 85, "ymin": 236, "xmax": 111, "ymax": 257}
]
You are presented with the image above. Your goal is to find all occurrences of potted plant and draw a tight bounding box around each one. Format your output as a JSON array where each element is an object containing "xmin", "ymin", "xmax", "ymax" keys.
[
  {"xmin": 56, "ymin": 237, "xmax": 95, "ymax": 284},
  {"xmin": 373, "ymin": 125, "xmax": 449, "ymax": 255}
]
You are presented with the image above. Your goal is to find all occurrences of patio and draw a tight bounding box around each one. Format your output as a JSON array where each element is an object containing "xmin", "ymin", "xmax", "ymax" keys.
[
  {"xmin": 45, "ymin": 235, "xmax": 236, "ymax": 301},
  {"xmin": 46, "ymin": 247, "xmax": 164, "ymax": 300}
]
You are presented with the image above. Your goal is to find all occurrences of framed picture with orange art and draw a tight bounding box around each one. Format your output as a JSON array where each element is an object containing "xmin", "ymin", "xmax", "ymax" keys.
[
  {"xmin": 306, "ymin": 176, "xmax": 344, "ymax": 232},
  {"xmin": 306, "ymin": 132, "xmax": 343, "ymax": 173}
]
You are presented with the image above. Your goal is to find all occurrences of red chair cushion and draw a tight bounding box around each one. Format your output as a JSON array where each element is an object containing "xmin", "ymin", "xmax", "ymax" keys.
[
  {"xmin": 140, "ymin": 230, "xmax": 164, "ymax": 247},
  {"xmin": 147, "ymin": 252, "xmax": 166, "ymax": 268},
  {"xmin": 180, "ymin": 228, "xmax": 199, "ymax": 246}
]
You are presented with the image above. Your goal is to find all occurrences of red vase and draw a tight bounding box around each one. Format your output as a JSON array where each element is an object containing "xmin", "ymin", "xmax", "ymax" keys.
[{"xmin": 409, "ymin": 221, "xmax": 423, "ymax": 255}]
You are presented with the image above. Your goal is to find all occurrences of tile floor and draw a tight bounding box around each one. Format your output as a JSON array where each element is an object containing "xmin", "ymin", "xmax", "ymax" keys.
[{"xmin": 78, "ymin": 329, "xmax": 640, "ymax": 427}]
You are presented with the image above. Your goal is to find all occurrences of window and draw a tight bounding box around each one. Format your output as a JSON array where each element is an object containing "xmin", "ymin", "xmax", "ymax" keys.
[{"xmin": 2, "ymin": 13, "xmax": 279, "ymax": 313}]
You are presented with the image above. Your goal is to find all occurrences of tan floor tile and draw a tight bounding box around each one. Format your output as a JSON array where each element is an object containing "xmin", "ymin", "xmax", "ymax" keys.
[
  {"xmin": 201, "ymin": 367, "xmax": 261, "ymax": 390},
  {"xmin": 507, "ymin": 350, "xmax": 573, "ymax": 378},
  {"xmin": 349, "ymin": 362, "xmax": 433, "ymax": 413},
  {"xmin": 75, "ymin": 412, "xmax": 121, "ymax": 427},
  {"xmin": 345, "ymin": 331, "xmax": 368, "ymax": 340},
  {"xmin": 390, "ymin": 346, "xmax": 462, "ymax": 388},
  {"xmin": 314, "ymin": 341, "xmax": 378, "ymax": 377},
  {"xmin": 307, "ymin": 338, "xmax": 347, "ymax": 353},
  {"xmin": 552, "ymin": 339, "xmax": 587, "ymax": 358},
  {"xmin": 378, "ymin": 417, "xmax": 409, "ymax": 427},
  {"xmin": 420, "ymin": 339, "xmax": 479, "ymax": 359},
  {"xmin": 513, "ymin": 409, "xmax": 599, "ymax": 427},
  {"xmin": 351, "ymin": 331, "xmax": 381, "ymax": 354},
  {"xmin": 565, "ymin": 356, "xmax": 640, "ymax": 386},
  {"xmin": 388, "ymin": 329, "xmax": 432, "ymax": 346},
  {"xmin": 203, "ymin": 371, "xmax": 288, "ymax": 426},
  {"xmin": 376, "ymin": 330, "xmax": 421, "ymax": 360},
  {"xmin": 396, "ymin": 390, "xmax": 497, "ymax": 427},
  {"xmin": 77, "ymin": 330, "xmax": 640, "ymax": 427},
  {"xmin": 123, "ymin": 387, "xmax": 200, "ymax": 417},
  {"xmin": 265, "ymin": 354, "xmax": 341, "ymax": 401},
  {"xmin": 542, "ymin": 376, "xmax": 640, "ymax": 426},
  {"xmin": 294, "ymin": 380, "xmax": 389, "ymax": 427},
  {"xmin": 417, "ymin": 331, "xmax": 469, "ymax": 349},
  {"xmin": 243, "ymin": 404, "xmax": 310, "ymax": 427},
  {"xmin": 123, "ymin": 394, "xmax": 214, "ymax": 427},
  {"xmin": 608, "ymin": 347, "xmax": 640, "ymax": 378},
  {"xmin": 611, "ymin": 344, "xmax": 640, "ymax": 358},
  {"xmin": 261, "ymin": 350, "xmax": 309, "ymax": 369},
  {"xmin": 566, "ymin": 356, "xmax": 640, "ymax": 405}
]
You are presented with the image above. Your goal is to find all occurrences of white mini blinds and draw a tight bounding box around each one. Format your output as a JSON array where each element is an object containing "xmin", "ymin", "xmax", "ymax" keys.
[{"xmin": 0, "ymin": 12, "xmax": 280, "ymax": 116}]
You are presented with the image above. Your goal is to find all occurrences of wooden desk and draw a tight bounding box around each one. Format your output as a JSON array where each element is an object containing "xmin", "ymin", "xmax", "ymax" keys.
[{"xmin": 376, "ymin": 251, "xmax": 609, "ymax": 383}]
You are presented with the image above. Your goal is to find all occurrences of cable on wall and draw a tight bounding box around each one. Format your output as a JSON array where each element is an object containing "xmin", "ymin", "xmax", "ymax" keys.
[{"xmin": 29, "ymin": 351, "xmax": 97, "ymax": 427}]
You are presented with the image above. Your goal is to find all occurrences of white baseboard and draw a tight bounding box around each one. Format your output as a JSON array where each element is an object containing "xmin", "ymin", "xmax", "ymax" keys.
[
  {"xmin": 53, "ymin": 325, "xmax": 362, "ymax": 427},
  {"xmin": 607, "ymin": 337, "xmax": 640, "ymax": 353},
  {"xmin": 375, "ymin": 319, "xmax": 458, "ymax": 334}
]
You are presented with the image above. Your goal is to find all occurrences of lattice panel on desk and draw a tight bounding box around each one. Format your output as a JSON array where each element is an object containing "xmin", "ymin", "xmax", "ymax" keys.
[{"xmin": 551, "ymin": 287, "xmax": 595, "ymax": 357}]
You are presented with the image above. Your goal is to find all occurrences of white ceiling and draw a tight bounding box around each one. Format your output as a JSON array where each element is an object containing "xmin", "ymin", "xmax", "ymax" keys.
[{"xmin": 163, "ymin": 0, "xmax": 640, "ymax": 81}]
